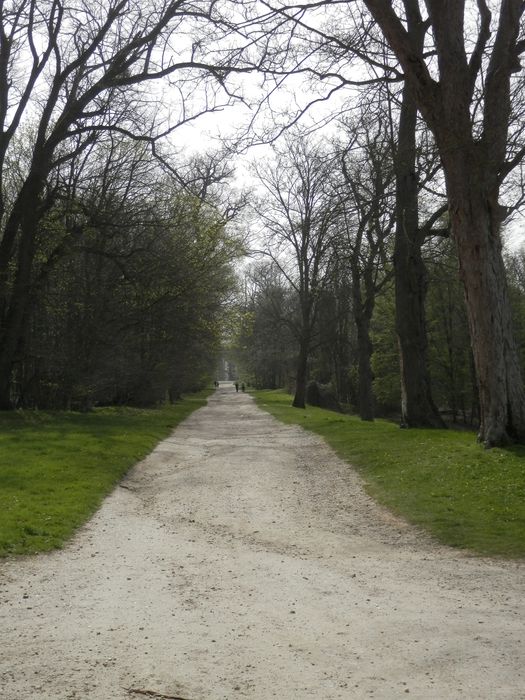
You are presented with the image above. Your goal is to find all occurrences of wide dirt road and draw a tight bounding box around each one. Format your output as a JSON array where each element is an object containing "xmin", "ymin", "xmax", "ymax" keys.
[{"xmin": 0, "ymin": 386, "xmax": 523, "ymax": 700}]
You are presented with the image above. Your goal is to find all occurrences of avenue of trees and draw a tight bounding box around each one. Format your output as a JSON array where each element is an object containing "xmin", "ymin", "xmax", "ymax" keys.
[{"xmin": 2, "ymin": 1, "xmax": 525, "ymax": 448}]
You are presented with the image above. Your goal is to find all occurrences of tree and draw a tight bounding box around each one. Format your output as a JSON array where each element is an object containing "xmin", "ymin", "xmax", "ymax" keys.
[
  {"xmin": 336, "ymin": 117, "xmax": 395, "ymax": 420},
  {"xmin": 425, "ymin": 238, "xmax": 478, "ymax": 426},
  {"xmin": 242, "ymin": 1, "xmax": 449, "ymax": 427},
  {"xmin": 361, "ymin": 0, "xmax": 525, "ymax": 445},
  {"xmin": 389, "ymin": 70, "xmax": 447, "ymax": 429},
  {"xmin": 252, "ymin": 135, "xmax": 340, "ymax": 408}
]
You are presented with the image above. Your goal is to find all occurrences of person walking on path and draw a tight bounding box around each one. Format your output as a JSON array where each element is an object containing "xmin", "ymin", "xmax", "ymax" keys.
[{"xmin": 234, "ymin": 382, "xmax": 239, "ymax": 392}]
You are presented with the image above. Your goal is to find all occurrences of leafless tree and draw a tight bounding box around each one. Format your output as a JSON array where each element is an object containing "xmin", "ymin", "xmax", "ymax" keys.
[
  {"xmin": 240, "ymin": 2, "xmax": 449, "ymax": 428},
  {"xmin": 245, "ymin": 0, "xmax": 525, "ymax": 444},
  {"xmin": 335, "ymin": 116, "xmax": 395, "ymax": 420},
  {"xmin": 252, "ymin": 134, "xmax": 340, "ymax": 408}
]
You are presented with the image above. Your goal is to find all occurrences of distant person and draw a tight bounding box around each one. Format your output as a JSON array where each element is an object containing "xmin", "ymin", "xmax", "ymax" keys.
[
  {"xmin": 241, "ymin": 383, "xmax": 245, "ymax": 392},
  {"xmin": 214, "ymin": 379, "xmax": 219, "ymax": 388},
  {"xmin": 235, "ymin": 382, "xmax": 239, "ymax": 392}
]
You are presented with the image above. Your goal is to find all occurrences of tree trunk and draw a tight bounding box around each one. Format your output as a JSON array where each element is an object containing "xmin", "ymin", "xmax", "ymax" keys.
[
  {"xmin": 292, "ymin": 339, "xmax": 309, "ymax": 408},
  {"xmin": 395, "ymin": 239, "xmax": 444, "ymax": 428},
  {"xmin": 351, "ymin": 266, "xmax": 375, "ymax": 421},
  {"xmin": 0, "ymin": 225, "xmax": 36, "ymax": 409},
  {"xmin": 394, "ymin": 79, "xmax": 444, "ymax": 429},
  {"xmin": 469, "ymin": 349, "xmax": 480, "ymax": 427},
  {"xmin": 0, "ymin": 170, "xmax": 45, "ymax": 409},
  {"xmin": 448, "ymin": 184, "xmax": 525, "ymax": 446},
  {"xmin": 0, "ymin": 359, "xmax": 12, "ymax": 409}
]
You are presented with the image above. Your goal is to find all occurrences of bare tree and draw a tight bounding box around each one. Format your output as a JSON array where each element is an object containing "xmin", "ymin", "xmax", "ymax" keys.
[
  {"xmin": 360, "ymin": 0, "xmax": 525, "ymax": 445},
  {"xmin": 240, "ymin": 2, "xmax": 450, "ymax": 428},
  {"xmin": 252, "ymin": 135, "xmax": 340, "ymax": 408},
  {"xmin": 247, "ymin": 0, "xmax": 525, "ymax": 443},
  {"xmin": 336, "ymin": 117, "xmax": 395, "ymax": 420}
]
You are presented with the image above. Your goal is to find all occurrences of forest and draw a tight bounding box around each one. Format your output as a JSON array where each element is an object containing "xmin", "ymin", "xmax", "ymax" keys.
[{"xmin": 1, "ymin": 1, "xmax": 525, "ymax": 447}]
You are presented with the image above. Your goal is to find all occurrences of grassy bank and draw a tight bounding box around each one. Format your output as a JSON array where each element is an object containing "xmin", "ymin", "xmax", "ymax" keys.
[
  {"xmin": 253, "ymin": 390, "xmax": 525, "ymax": 558},
  {"xmin": 0, "ymin": 391, "xmax": 210, "ymax": 557}
]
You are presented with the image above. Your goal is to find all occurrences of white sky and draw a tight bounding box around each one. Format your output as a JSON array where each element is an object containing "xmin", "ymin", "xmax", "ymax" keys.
[{"xmin": 169, "ymin": 80, "xmax": 525, "ymax": 253}]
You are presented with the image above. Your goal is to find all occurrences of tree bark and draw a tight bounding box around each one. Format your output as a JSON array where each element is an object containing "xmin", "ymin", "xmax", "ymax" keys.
[
  {"xmin": 394, "ymin": 205, "xmax": 444, "ymax": 428},
  {"xmin": 447, "ymin": 173, "xmax": 525, "ymax": 445},
  {"xmin": 0, "ymin": 203, "xmax": 40, "ymax": 409},
  {"xmin": 393, "ymin": 5, "xmax": 444, "ymax": 429}
]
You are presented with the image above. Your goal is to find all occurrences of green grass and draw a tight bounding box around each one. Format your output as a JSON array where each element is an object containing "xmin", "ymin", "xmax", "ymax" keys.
[
  {"xmin": 0, "ymin": 391, "xmax": 210, "ymax": 557},
  {"xmin": 253, "ymin": 389, "xmax": 525, "ymax": 559}
]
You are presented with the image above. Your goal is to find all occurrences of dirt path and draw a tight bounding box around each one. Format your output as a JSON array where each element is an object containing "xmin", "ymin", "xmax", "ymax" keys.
[{"xmin": 1, "ymin": 385, "xmax": 523, "ymax": 700}]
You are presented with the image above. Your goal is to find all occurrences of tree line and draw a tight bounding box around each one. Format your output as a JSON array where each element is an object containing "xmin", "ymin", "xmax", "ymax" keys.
[
  {"xmin": 229, "ymin": 0, "xmax": 525, "ymax": 447},
  {"xmin": 23, "ymin": 146, "xmax": 241, "ymax": 409},
  {"xmin": 9, "ymin": 137, "xmax": 242, "ymax": 409}
]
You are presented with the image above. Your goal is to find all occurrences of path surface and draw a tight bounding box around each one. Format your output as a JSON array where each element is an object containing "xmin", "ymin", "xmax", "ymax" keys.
[{"xmin": 0, "ymin": 386, "xmax": 523, "ymax": 700}]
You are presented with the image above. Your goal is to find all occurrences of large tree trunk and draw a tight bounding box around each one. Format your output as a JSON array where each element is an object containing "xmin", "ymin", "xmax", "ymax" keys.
[
  {"xmin": 0, "ymin": 227, "xmax": 36, "ymax": 409},
  {"xmin": 0, "ymin": 173, "xmax": 45, "ymax": 409},
  {"xmin": 394, "ymin": 67, "xmax": 444, "ymax": 429},
  {"xmin": 448, "ymin": 181, "xmax": 525, "ymax": 446}
]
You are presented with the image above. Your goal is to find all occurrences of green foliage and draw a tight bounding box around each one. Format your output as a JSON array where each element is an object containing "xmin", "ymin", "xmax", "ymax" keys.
[
  {"xmin": 0, "ymin": 391, "xmax": 210, "ymax": 556},
  {"xmin": 253, "ymin": 390, "xmax": 525, "ymax": 558},
  {"xmin": 20, "ymin": 174, "xmax": 240, "ymax": 408}
]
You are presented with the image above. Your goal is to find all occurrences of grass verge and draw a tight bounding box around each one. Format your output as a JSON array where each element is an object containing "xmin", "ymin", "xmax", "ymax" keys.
[
  {"xmin": 253, "ymin": 389, "xmax": 525, "ymax": 558},
  {"xmin": 0, "ymin": 391, "xmax": 210, "ymax": 557}
]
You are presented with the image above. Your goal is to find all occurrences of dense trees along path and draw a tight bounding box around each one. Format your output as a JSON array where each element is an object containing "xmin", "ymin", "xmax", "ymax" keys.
[{"xmin": 0, "ymin": 387, "xmax": 523, "ymax": 699}]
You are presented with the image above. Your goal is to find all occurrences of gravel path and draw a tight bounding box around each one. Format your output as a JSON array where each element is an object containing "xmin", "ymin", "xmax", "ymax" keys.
[{"xmin": 0, "ymin": 385, "xmax": 523, "ymax": 699}]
